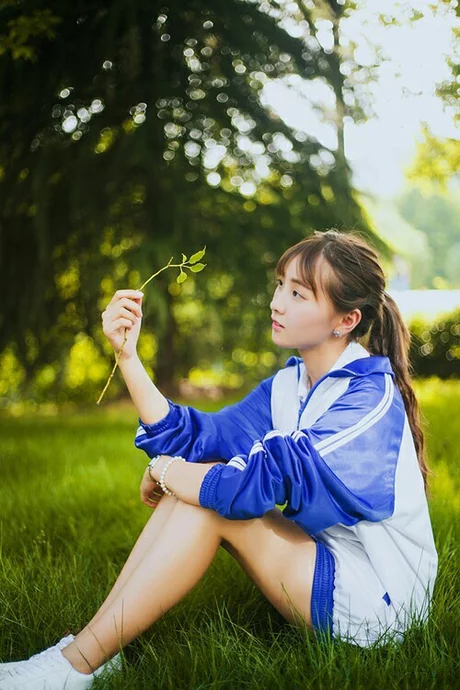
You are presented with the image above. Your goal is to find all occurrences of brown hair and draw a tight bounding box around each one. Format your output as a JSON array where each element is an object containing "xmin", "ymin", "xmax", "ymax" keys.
[{"xmin": 275, "ymin": 228, "xmax": 433, "ymax": 496}]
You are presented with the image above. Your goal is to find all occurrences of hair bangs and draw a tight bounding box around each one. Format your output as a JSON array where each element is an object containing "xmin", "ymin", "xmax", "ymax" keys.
[{"xmin": 275, "ymin": 240, "xmax": 327, "ymax": 299}]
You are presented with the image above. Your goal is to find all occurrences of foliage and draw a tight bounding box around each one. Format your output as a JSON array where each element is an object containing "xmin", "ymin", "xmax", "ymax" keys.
[
  {"xmin": 409, "ymin": 308, "xmax": 460, "ymax": 380},
  {"xmin": 377, "ymin": 3, "xmax": 460, "ymax": 192},
  {"xmin": 0, "ymin": 3, "xmax": 61, "ymax": 60},
  {"xmin": 405, "ymin": 125, "xmax": 460, "ymax": 192},
  {"xmin": 0, "ymin": 0, "xmax": 389, "ymax": 393},
  {"xmin": 435, "ymin": 0, "xmax": 460, "ymax": 126},
  {"xmin": 404, "ymin": 1, "xmax": 460, "ymax": 190},
  {"xmin": 360, "ymin": 194, "xmax": 432, "ymax": 289},
  {"xmin": 396, "ymin": 184, "xmax": 460, "ymax": 289}
]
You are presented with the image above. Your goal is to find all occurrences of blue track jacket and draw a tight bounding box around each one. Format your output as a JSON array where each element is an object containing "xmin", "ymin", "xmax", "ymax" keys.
[{"xmin": 134, "ymin": 341, "xmax": 438, "ymax": 647}]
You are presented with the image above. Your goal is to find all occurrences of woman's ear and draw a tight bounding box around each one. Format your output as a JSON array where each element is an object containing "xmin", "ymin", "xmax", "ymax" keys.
[{"xmin": 339, "ymin": 308, "xmax": 362, "ymax": 335}]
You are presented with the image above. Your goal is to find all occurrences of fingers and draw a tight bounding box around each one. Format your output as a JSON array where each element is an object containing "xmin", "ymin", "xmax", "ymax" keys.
[
  {"xmin": 106, "ymin": 297, "xmax": 142, "ymax": 319},
  {"xmin": 101, "ymin": 296, "xmax": 143, "ymax": 336},
  {"xmin": 144, "ymin": 492, "xmax": 163, "ymax": 508},
  {"xmin": 112, "ymin": 317, "xmax": 135, "ymax": 331},
  {"xmin": 119, "ymin": 306, "xmax": 140, "ymax": 324},
  {"xmin": 108, "ymin": 289, "xmax": 143, "ymax": 307},
  {"xmin": 119, "ymin": 297, "xmax": 142, "ymax": 317},
  {"xmin": 150, "ymin": 495, "xmax": 162, "ymax": 508},
  {"xmin": 140, "ymin": 478, "xmax": 164, "ymax": 508}
]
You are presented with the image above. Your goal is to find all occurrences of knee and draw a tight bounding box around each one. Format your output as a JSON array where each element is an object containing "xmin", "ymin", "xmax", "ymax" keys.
[{"xmin": 171, "ymin": 496, "xmax": 219, "ymax": 518}]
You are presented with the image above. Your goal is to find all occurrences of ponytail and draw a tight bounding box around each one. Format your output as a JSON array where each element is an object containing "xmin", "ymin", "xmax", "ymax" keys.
[{"xmin": 368, "ymin": 292, "xmax": 434, "ymax": 498}]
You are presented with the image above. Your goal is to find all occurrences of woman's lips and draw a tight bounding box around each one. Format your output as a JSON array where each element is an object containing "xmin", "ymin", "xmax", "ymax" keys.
[{"xmin": 272, "ymin": 320, "xmax": 284, "ymax": 331}]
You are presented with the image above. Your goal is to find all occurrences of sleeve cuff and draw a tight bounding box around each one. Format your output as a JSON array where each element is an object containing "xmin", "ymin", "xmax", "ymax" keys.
[
  {"xmin": 138, "ymin": 399, "xmax": 179, "ymax": 435},
  {"xmin": 199, "ymin": 463, "xmax": 225, "ymax": 510}
]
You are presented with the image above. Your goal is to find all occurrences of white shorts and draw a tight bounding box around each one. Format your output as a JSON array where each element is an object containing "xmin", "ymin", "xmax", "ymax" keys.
[{"xmin": 312, "ymin": 537, "xmax": 403, "ymax": 648}]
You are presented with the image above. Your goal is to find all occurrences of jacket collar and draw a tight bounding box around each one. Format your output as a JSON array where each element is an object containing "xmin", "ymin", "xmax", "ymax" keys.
[{"xmin": 295, "ymin": 341, "xmax": 392, "ymax": 402}]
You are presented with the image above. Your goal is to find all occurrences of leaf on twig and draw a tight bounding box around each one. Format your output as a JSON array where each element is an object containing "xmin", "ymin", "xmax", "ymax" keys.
[
  {"xmin": 177, "ymin": 272, "xmax": 187, "ymax": 283},
  {"xmin": 188, "ymin": 246, "xmax": 206, "ymax": 264},
  {"xmin": 189, "ymin": 262, "xmax": 206, "ymax": 273}
]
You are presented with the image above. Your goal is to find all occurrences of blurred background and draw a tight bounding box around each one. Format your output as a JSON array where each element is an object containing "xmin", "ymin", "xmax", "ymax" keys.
[
  {"xmin": 0, "ymin": 0, "xmax": 459, "ymax": 413},
  {"xmin": 1, "ymin": 6, "xmax": 459, "ymax": 680}
]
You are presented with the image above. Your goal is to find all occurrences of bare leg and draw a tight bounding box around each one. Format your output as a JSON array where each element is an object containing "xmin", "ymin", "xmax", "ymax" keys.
[
  {"xmin": 79, "ymin": 461, "xmax": 223, "ymax": 631},
  {"xmin": 80, "ymin": 493, "xmax": 179, "ymax": 632},
  {"xmin": 61, "ymin": 500, "xmax": 224, "ymax": 674}
]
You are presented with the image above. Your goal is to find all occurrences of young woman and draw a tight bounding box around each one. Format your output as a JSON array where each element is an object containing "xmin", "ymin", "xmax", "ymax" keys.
[{"xmin": 0, "ymin": 229, "xmax": 438, "ymax": 689}]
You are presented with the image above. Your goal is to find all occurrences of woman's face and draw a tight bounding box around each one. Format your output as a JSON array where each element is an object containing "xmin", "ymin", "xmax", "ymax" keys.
[{"xmin": 269, "ymin": 254, "xmax": 340, "ymax": 350}]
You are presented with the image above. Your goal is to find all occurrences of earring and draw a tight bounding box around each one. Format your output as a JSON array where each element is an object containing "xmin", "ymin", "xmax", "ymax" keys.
[{"xmin": 332, "ymin": 329, "xmax": 342, "ymax": 337}]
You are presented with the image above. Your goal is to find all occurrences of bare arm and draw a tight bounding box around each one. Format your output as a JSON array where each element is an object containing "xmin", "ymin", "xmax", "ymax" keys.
[
  {"xmin": 118, "ymin": 355, "xmax": 169, "ymax": 425},
  {"xmin": 140, "ymin": 455, "xmax": 223, "ymax": 507}
]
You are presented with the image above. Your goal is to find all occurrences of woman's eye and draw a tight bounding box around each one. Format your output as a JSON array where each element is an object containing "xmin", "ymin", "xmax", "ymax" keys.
[{"xmin": 275, "ymin": 280, "xmax": 302, "ymax": 298}]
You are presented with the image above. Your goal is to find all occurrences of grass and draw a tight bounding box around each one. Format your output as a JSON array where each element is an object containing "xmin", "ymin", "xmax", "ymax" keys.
[{"xmin": 0, "ymin": 378, "xmax": 458, "ymax": 689}]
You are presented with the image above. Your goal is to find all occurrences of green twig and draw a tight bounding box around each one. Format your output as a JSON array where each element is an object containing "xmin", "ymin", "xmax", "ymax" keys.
[{"xmin": 96, "ymin": 247, "xmax": 207, "ymax": 405}]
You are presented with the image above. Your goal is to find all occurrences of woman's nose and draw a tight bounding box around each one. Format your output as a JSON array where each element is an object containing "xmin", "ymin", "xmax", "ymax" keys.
[{"xmin": 270, "ymin": 294, "xmax": 283, "ymax": 313}]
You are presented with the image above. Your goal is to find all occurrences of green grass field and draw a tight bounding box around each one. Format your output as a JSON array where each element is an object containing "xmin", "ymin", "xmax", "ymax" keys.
[{"xmin": 0, "ymin": 378, "xmax": 458, "ymax": 689}]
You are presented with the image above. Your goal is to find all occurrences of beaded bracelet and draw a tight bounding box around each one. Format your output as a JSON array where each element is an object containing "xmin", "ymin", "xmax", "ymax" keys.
[
  {"xmin": 159, "ymin": 456, "xmax": 186, "ymax": 497},
  {"xmin": 147, "ymin": 455, "xmax": 163, "ymax": 482}
]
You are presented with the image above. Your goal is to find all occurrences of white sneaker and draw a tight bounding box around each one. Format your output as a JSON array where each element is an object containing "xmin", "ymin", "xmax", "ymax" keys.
[
  {"xmin": 0, "ymin": 636, "xmax": 122, "ymax": 679},
  {"xmin": 0, "ymin": 636, "xmax": 75, "ymax": 672},
  {"xmin": 0, "ymin": 646, "xmax": 96, "ymax": 688}
]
